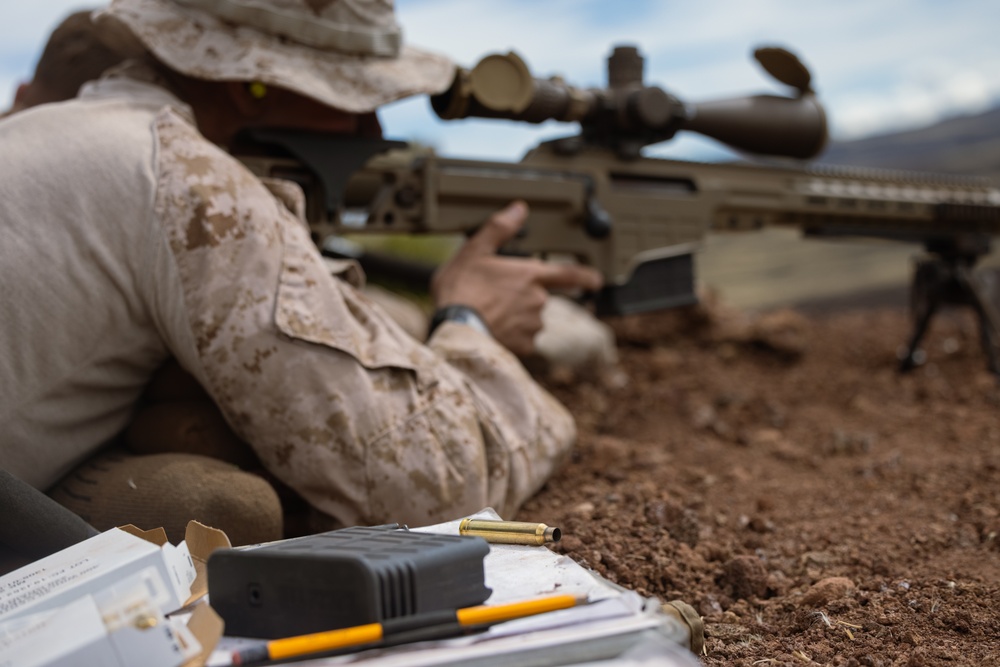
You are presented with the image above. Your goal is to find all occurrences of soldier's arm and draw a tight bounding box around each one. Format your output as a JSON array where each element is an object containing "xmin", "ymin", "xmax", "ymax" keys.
[{"xmin": 149, "ymin": 111, "xmax": 578, "ymax": 526}]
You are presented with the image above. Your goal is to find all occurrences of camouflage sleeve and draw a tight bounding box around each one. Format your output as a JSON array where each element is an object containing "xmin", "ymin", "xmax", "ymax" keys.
[{"xmin": 149, "ymin": 110, "xmax": 574, "ymax": 527}]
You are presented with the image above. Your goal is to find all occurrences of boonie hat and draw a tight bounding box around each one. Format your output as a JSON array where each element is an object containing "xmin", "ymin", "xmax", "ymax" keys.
[{"xmin": 93, "ymin": 0, "xmax": 455, "ymax": 113}]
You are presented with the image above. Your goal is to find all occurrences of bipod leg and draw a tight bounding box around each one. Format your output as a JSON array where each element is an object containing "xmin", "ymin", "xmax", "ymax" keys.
[
  {"xmin": 955, "ymin": 264, "xmax": 1000, "ymax": 377},
  {"xmin": 899, "ymin": 258, "xmax": 941, "ymax": 374},
  {"xmin": 899, "ymin": 299, "xmax": 938, "ymax": 373}
]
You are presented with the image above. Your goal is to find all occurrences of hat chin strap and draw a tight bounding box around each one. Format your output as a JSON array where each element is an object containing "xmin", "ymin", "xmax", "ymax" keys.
[{"xmin": 174, "ymin": 0, "xmax": 402, "ymax": 56}]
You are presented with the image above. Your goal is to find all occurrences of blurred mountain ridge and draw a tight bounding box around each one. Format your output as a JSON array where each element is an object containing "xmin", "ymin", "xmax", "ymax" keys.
[{"xmin": 818, "ymin": 104, "xmax": 1000, "ymax": 178}]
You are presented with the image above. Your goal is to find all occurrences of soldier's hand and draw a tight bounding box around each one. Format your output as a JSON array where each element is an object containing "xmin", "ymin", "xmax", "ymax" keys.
[{"xmin": 431, "ymin": 200, "xmax": 603, "ymax": 356}]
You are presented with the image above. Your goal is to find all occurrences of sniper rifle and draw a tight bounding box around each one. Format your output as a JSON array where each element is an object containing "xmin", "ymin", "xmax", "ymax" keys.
[{"xmin": 236, "ymin": 45, "xmax": 1000, "ymax": 373}]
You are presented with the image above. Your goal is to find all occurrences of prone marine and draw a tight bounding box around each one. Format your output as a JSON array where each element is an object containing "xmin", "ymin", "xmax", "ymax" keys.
[{"xmin": 0, "ymin": 0, "xmax": 602, "ymax": 546}]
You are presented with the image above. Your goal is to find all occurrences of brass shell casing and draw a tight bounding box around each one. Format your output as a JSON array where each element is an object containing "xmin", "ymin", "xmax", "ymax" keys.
[{"xmin": 459, "ymin": 519, "xmax": 561, "ymax": 546}]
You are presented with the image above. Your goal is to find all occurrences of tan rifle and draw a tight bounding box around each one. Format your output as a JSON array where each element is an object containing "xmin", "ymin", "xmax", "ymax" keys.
[{"xmin": 236, "ymin": 46, "xmax": 1000, "ymax": 373}]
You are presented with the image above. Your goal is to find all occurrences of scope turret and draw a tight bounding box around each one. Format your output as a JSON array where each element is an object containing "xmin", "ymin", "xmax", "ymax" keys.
[{"xmin": 431, "ymin": 45, "xmax": 828, "ymax": 160}]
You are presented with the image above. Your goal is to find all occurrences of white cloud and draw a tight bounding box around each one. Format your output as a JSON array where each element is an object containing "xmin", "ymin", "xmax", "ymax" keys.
[
  {"xmin": 4, "ymin": 1, "xmax": 999, "ymax": 159},
  {"xmin": 945, "ymin": 71, "xmax": 993, "ymax": 112}
]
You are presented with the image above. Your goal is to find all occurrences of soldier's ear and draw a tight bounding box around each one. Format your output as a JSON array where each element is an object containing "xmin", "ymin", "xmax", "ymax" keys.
[{"xmin": 226, "ymin": 80, "xmax": 269, "ymax": 119}]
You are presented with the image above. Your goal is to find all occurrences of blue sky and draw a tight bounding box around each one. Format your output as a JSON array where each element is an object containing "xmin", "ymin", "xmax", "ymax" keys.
[{"xmin": 3, "ymin": 1, "xmax": 999, "ymax": 161}]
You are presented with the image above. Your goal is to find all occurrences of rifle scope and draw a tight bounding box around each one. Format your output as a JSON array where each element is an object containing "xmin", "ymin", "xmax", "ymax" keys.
[{"xmin": 431, "ymin": 45, "xmax": 828, "ymax": 160}]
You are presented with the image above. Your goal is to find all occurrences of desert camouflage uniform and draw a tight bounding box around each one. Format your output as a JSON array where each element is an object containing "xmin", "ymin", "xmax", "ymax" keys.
[{"xmin": 0, "ymin": 67, "xmax": 575, "ymax": 526}]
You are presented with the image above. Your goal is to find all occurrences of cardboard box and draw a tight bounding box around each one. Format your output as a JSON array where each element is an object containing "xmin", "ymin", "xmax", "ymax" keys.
[
  {"xmin": 0, "ymin": 568, "xmax": 224, "ymax": 667},
  {"xmin": 0, "ymin": 522, "xmax": 228, "ymax": 667},
  {"xmin": 0, "ymin": 522, "xmax": 227, "ymax": 622}
]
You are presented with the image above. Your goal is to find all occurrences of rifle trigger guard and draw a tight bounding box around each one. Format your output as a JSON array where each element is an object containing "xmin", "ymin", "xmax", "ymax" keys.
[
  {"xmin": 583, "ymin": 176, "xmax": 612, "ymax": 239},
  {"xmin": 584, "ymin": 195, "xmax": 612, "ymax": 239}
]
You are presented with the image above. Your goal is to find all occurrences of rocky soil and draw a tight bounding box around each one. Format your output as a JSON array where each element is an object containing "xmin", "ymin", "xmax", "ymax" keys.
[{"xmin": 518, "ymin": 300, "xmax": 1000, "ymax": 666}]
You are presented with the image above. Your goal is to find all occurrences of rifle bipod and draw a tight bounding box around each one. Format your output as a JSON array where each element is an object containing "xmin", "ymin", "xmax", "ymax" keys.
[{"xmin": 898, "ymin": 236, "xmax": 1000, "ymax": 377}]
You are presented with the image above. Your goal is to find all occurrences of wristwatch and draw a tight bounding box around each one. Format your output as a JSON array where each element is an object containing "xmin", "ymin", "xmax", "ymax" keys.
[{"xmin": 427, "ymin": 305, "xmax": 491, "ymax": 339}]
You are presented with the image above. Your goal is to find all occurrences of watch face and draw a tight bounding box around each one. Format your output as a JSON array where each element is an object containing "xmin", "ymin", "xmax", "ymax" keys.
[
  {"xmin": 453, "ymin": 311, "xmax": 478, "ymax": 325},
  {"xmin": 431, "ymin": 305, "xmax": 490, "ymax": 338}
]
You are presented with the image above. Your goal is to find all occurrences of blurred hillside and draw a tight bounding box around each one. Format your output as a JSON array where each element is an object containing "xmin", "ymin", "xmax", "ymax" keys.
[
  {"xmin": 819, "ymin": 106, "xmax": 1000, "ymax": 178},
  {"xmin": 698, "ymin": 104, "xmax": 1000, "ymax": 312}
]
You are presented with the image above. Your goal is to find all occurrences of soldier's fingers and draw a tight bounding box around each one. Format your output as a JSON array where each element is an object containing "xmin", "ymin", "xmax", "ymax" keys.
[
  {"xmin": 464, "ymin": 200, "xmax": 529, "ymax": 256},
  {"xmin": 505, "ymin": 318, "xmax": 544, "ymax": 356},
  {"xmin": 534, "ymin": 262, "xmax": 604, "ymax": 292}
]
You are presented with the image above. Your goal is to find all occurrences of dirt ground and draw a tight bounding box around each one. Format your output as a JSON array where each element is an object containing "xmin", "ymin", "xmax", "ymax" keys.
[{"xmin": 517, "ymin": 298, "xmax": 1000, "ymax": 666}]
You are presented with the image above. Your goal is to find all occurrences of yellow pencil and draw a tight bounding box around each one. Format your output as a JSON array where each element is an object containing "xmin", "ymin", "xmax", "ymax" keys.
[
  {"xmin": 231, "ymin": 593, "xmax": 586, "ymax": 665},
  {"xmin": 456, "ymin": 594, "xmax": 579, "ymax": 626}
]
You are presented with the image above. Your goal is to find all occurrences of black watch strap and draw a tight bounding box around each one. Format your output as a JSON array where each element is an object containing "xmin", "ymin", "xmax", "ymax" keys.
[{"xmin": 427, "ymin": 305, "xmax": 490, "ymax": 339}]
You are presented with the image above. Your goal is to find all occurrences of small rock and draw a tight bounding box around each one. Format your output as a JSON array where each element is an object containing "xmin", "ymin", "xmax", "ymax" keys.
[
  {"xmin": 698, "ymin": 594, "xmax": 724, "ymax": 616},
  {"xmin": 644, "ymin": 499, "xmax": 701, "ymax": 546},
  {"xmin": 691, "ymin": 404, "xmax": 717, "ymax": 429},
  {"xmin": 711, "ymin": 308, "xmax": 808, "ymax": 359},
  {"xmin": 569, "ymin": 501, "xmax": 596, "ymax": 519},
  {"xmin": 559, "ymin": 535, "xmax": 584, "ymax": 552},
  {"xmin": 749, "ymin": 309, "xmax": 809, "ymax": 358},
  {"xmin": 849, "ymin": 395, "xmax": 878, "ymax": 414},
  {"xmin": 716, "ymin": 342, "xmax": 740, "ymax": 361},
  {"xmin": 649, "ymin": 347, "xmax": 683, "ymax": 376},
  {"xmin": 767, "ymin": 570, "xmax": 790, "ymax": 596},
  {"xmin": 719, "ymin": 555, "xmax": 769, "ymax": 600},
  {"xmin": 747, "ymin": 515, "xmax": 775, "ymax": 533},
  {"xmin": 749, "ymin": 428, "xmax": 784, "ymax": 447},
  {"xmin": 799, "ymin": 551, "xmax": 835, "ymax": 566},
  {"xmin": 801, "ymin": 576, "xmax": 856, "ymax": 607}
]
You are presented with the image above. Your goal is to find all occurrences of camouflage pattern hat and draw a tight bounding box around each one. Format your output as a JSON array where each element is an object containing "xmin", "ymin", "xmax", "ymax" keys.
[{"xmin": 93, "ymin": 0, "xmax": 455, "ymax": 113}]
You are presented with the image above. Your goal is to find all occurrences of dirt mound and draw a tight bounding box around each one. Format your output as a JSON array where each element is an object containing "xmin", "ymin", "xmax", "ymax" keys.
[{"xmin": 519, "ymin": 302, "xmax": 1000, "ymax": 665}]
